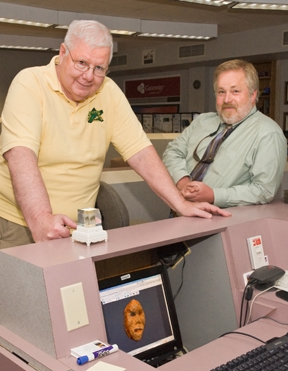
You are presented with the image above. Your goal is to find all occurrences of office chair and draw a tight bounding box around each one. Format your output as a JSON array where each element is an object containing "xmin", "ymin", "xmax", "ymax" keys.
[{"xmin": 95, "ymin": 181, "xmax": 130, "ymax": 230}]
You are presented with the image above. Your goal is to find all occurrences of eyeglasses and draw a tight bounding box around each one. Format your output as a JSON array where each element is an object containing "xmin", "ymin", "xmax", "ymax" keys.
[
  {"xmin": 193, "ymin": 124, "xmax": 233, "ymax": 164},
  {"xmin": 65, "ymin": 45, "xmax": 109, "ymax": 77}
]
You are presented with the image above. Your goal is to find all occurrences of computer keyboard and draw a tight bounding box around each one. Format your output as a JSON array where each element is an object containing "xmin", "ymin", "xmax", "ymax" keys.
[{"xmin": 210, "ymin": 333, "xmax": 288, "ymax": 370}]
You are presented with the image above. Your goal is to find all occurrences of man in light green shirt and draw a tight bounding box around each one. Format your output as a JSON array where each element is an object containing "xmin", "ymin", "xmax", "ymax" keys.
[{"xmin": 163, "ymin": 59, "xmax": 287, "ymax": 208}]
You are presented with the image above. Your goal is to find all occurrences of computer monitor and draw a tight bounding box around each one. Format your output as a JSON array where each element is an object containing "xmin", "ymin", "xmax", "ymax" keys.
[{"xmin": 98, "ymin": 264, "xmax": 184, "ymax": 367}]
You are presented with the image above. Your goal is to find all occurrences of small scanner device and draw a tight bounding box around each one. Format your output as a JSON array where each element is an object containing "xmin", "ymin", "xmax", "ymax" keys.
[{"xmin": 248, "ymin": 265, "xmax": 285, "ymax": 285}]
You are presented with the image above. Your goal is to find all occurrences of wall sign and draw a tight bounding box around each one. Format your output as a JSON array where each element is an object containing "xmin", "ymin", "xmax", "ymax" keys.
[
  {"xmin": 142, "ymin": 49, "xmax": 155, "ymax": 65},
  {"xmin": 125, "ymin": 76, "xmax": 180, "ymax": 102}
]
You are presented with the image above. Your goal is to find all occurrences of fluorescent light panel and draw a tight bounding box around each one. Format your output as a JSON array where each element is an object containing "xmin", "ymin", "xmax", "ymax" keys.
[
  {"xmin": 0, "ymin": 45, "xmax": 49, "ymax": 50},
  {"xmin": 232, "ymin": 1, "xmax": 288, "ymax": 10},
  {"xmin": 174, "ymin": 0, "xmax": 232, "ymax": 6},
  {"xmin": 0, "ymin": 17, "xmax": 52, "ymax": 27},
  {"xmin": 236, "ymin": 0, "xmax": 288, "ymax": 3},
  {"xmin": 138, "ymin": 33, "xmax": 211, "ymax": 39},
  {"xmin": 110, "ymin": 30, "xmax": 137, "ymax": 36},
  {"xmin": 174, "ymin": 0, "xmax": 288, "ymax": 8}
]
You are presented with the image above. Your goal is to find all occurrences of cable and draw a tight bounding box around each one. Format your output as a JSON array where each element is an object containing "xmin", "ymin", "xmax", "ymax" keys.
[
  {"xmin": 242, "ymin": 284, "xmax": 254, "ymax": 326},
  {"xmin": 239, "ymin": 282, "xmax": 251, "ymax": 327},
  {"xmin": 173, "ymin": 252, "xmax": 186, "ymax": 301},
  {"xmin": 245, "ymin": 285, "xmax": 275, "ymax": 326},
  {"xmin": 219, "ymin": 317, "xmax": 288, "ymax": 351},
  {"xmin": 239, "ymin": 284, "xmax": 246, "ymax": 327},
  {"xmin": 243, "ymin": 298, "xmax": 250, "ymax": 328},
  {"xmin": 239, "ymin": 277, "xmax": 271, "ymax": 327},
  {"xmin": 219, "ymin": 331, "xmax": 266, "ymax": 344}
]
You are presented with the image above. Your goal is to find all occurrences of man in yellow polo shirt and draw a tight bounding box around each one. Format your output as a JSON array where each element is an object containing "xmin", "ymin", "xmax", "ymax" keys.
[{"xmin": 0, "ymin": 20, "xmax": 230, "ymax": 248}]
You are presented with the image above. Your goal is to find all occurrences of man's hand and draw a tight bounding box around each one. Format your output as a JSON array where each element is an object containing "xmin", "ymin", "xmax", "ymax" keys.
[
  {"xmin": 175, "ymin": 178, "xmax": 230, "ymax": 218},
  {"xmin": 176, "ymin": 201, "xmax": 231, "ymax": 219},
  {"xmin": 180, "ymin": 180, "xmax": 214, "ymax": 204},
  {"xmin": 177, "ymin": 177, "xmax": 214, "ymax": 204},
  {"xmin": 31, "ymin": 213, "xmax": 77, "ymax": 242}
]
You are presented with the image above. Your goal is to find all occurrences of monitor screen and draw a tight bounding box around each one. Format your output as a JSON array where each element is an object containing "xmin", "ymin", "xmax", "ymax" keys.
[{"xmin": 98, "ymin": 264, "xmax": 183, "ymax": 366}]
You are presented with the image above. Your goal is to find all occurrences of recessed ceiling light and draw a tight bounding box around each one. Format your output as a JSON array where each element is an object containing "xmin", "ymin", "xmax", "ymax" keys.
[
  {"xmin": 138, "ymin": 33, "xmax": 211, "ymax": 39},
  {"xmin": 174, "ymin": 0, "xmax": 232, "ymax": 6},
  {"xmin": 110, "ymin": 30, "xmax": 137, "ymax": 36},
  {"xmin": 232, "ymin": 2, "xmax": 288, "ymax": 10},
  {"xmin": 0, "ymin": 45, "xmax": 49, "ymax": 50},
  {"xmin": 54, "ymin": 25, "xmax": 68, "ymax": 30},
  {"xmin": 0, "ymin": 17, "xmax": 52, "ymax": 27}
]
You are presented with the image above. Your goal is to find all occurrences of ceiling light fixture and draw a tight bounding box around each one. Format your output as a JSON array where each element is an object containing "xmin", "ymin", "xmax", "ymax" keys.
[
  {"xmin": 175, "ymin": 0, "xmax": 288, "ymax": 8},
  {"xmin": 54, "ymin": 25, "xmax": 68, "ymax": 30},
  {"xmin": 138, "ymin": 33, "xmax": 211, "ymax": 40},
  {"xmin": 0, "ymin": 17, "xmax": 52, "ymax": 27},
  {"xmin": 110, "ymin": 30, "xmax": 137, "ymax": 36},
  {"xmin": 231, "ymin": 1, "xmax": 288, "ymax": 10},
  {"xmin": 0, "ymin": 45, "xmax": 49, "ymax": 50},
  {"xmin": 174, "ymin": 0, "xmax": 233, "ymax": 6}
]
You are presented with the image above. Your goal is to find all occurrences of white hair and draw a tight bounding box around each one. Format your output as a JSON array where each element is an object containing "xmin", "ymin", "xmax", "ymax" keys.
[{"xmin": 64, "ymin": 20, "xmax": 113, "ymax": 62}]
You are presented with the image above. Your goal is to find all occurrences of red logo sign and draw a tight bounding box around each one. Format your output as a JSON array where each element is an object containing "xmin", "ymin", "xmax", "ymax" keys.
[{"xmin": 125, "ymin": 76, "xmax": 180, "ymax": 99}]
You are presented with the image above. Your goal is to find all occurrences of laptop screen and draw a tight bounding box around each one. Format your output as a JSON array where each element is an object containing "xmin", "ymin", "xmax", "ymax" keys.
[{"xmin": 98, "ymin": 264, "xmax": 183, "ymax": 366}]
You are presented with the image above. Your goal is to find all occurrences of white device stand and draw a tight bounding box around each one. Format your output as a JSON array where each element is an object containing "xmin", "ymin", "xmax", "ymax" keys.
[{"xmin": 72, "ymin": 225, "xmax": 108, "ymax": 246}]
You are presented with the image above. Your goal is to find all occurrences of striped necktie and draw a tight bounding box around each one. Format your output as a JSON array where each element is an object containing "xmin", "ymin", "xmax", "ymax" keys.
[{"xmin": 190, "ymin": 125, "xmax": 233, "ymax": 181}]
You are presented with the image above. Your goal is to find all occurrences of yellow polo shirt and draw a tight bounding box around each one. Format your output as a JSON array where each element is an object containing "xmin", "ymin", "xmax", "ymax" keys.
[{"xmin": 0, "ymin": 56, "xmax": 151, "ymax": 225}]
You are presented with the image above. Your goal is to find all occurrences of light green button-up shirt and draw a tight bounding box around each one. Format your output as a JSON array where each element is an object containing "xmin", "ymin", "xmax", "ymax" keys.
[{"xmin": 163, "ymin": 107, "xmax": 287, "ymax": 207}]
